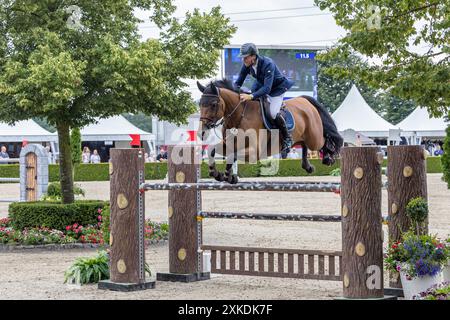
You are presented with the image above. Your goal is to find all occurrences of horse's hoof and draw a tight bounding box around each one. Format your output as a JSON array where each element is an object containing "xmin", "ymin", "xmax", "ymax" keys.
[
  {"xmin": 230, "ymin": 174, "xmax": 239, "ymax": 184},
  {"xmin": 322, "ymin": 156, "xmax": 335, "ymax": 166},
  {"xmin": 210, "ymin": 170, "xmax": 224, "ymax": 182},
  {"xmin": 303, "ymin": 164, "xmax": 315, "ymax": 174}
]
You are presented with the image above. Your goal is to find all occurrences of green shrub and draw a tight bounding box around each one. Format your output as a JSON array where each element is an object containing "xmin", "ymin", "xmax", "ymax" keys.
[
  {"xmin": 64, "ymin": 250, "xmax": 110, "ymax": 285},
  {"xmin": 44, "ymin": 182, "xmax": 85, "ymax": 200},
  {"xmin": 101, "ymin": 205, "xmax": 110, "ymax": 245},
  {"xmin": 8, "ymin": 200, "xmax": 108, "ymax": 231},
  {"xmin": 406, "ymin": 197, "xmax": 429, "ymax": 235}
]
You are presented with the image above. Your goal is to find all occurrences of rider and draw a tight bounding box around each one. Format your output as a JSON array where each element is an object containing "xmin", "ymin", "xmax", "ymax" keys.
[{"xmin": 234, "ymin": 43, "xmax": 294, "ymax": 156}]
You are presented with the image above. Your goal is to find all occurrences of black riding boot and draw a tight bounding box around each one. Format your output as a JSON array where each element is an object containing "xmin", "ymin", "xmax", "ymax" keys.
[{"xmin": 274, "ymin": 113, "xmax": 292, "ymax": 158}]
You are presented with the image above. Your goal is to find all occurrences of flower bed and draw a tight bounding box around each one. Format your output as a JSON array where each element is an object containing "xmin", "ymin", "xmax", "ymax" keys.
[{"xmin": 1, "ymin": 210, "xmax": 169, "ymax": 247}]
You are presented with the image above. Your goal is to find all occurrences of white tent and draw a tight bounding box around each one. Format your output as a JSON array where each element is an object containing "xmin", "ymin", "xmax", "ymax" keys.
[
  {"xmin": 79, "ymin": 115, "xmax": 155, "ymax": 151},
  {"xmin": 397, "ymin": 107, "xmax": 449, "ymax": 138},
  {"xmin": 332, "ymin": 85, "xmax": 397, "ymax": 137},
  {"xmin": 0, "ymin": 120, "xmax": 57, "ymax": 142}
]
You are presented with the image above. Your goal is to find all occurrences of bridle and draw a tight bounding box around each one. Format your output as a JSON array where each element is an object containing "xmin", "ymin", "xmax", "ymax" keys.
[{"xmin": 199, "ymin": 89, "xmax": 248, "ymax": 131}]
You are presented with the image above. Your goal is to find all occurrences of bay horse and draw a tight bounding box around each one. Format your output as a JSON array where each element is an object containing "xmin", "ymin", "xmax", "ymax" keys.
[{"xmin": 197, "ymin": 79, "xmax": 343, "ymax": 184}]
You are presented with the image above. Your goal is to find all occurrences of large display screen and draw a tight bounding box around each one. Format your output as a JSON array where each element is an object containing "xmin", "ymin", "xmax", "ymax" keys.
[{"xmin": 223, "ymin": 47, "xmax": 318, "ymax": 99}]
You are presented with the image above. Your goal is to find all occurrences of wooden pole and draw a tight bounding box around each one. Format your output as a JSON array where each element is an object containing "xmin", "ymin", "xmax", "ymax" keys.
[
  {"xmin": 157, "ymin": 145, "xmax": 210, "ymax": 282},
  {"xmin": 99, "ymin": 148, "xmax": 155, "ymax": 291},
  {"xmin": 341, "ymin": 147, "xmax": 384, "ymax": 299},
  {"xmin": 387, "ymin": 145, "xmax": 428, "ymax": 289}
]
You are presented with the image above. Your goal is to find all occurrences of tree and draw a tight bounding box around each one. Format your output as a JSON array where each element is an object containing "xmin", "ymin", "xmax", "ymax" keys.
[
  {"xmin": 314, "ymin": 0, "xmax": 449, "ymax": 118},
  {"xmin": 70, "ymin": 127, "xmax": 82, "ymax": 166},
  {"xmin": 0, "ymin": 1, "xmax": 236, "ymax": 203},
  {"xmin": 122, "ymin": 113, "xmax": 153, "ymax": 133},
  {"xmin": 317, "ymin": 52, "xmax": 417, "ymax": 122}
]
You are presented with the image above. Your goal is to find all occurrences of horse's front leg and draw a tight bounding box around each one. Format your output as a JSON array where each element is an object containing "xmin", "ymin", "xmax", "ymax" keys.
[
  {"xmin": 223, "ymin": 152, "xmax": 238, "ymax": 184},
  {"xmin": 208, "ymin": 143, "xmax": 225, "ymax": 182}
]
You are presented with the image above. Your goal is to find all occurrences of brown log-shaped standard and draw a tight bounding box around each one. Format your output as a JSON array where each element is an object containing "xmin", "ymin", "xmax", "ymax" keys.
[
  {"xmin": 168, "ymin": 145, "xmax": 202, "ymax": 274},
  {"xmin": 109, "ymin": 148, "xmax": 145, "ymax": 284},
  {"xmin": 341, "ymin": 147, "xmax": 383, "ymax": 299},
  {"xmin": 387, "ymin": 145, "xmax": 428, "ymax": 288}
]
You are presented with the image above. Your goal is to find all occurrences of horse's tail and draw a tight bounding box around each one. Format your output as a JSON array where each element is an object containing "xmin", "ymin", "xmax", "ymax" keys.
[{"xmin": 300, "ymin": 95, "xmax": 343, "ymax": 160}]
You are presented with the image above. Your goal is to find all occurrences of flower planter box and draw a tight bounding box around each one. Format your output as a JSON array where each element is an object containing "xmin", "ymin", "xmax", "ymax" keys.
[
  {"xmin": 400, "ymin": 269, "xmax": 442, "ymax": 300},
  {"xmin": 443, "ymin": 262, "xmax": 450, "ymax": 283}
]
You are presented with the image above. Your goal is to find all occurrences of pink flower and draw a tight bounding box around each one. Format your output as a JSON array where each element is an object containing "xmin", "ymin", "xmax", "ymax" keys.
[
  {"xmin": 98, "ymin": 222, "xmax": 102, "ymax": 227},
  {"xmin": 98, "ymin": 215, "xmax": 102, "ymax": 221},
  {"xmin": 98, "ymin": 209, "xmax": 102, "ymax": 214},
  {"xmin": 73, "ymin": 223, "xmax": 78, "ymax": 228},
  {"xmin": 65, "ymin": 226, "xmax": 71, "ymax": 231},
  {"xmin": 396, "ymin": 265, "xmax": 401, "ymax": 272}
]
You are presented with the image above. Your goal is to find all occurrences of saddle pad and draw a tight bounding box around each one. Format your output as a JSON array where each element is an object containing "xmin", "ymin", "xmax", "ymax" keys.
[{"xmin": 260, "ymin": 100, "xmax": 295, "ymax": 132}]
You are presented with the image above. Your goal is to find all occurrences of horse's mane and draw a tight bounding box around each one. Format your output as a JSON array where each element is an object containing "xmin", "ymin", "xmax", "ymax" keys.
[{"xmin": 210, "ymin": 78, "xmax": 239, "ymax": 94}]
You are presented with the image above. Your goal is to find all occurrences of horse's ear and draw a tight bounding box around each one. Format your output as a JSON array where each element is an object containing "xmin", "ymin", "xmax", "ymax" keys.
[
  {"xmin": 210, "ymin": 82, "xmax": 219, "ymax": 95},
  {"xmin": 197, "ymin": 81, "xmax": 206, "ymax": 93}
]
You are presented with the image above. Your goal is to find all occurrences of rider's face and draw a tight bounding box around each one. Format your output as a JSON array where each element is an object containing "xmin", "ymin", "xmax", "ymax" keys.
[{"xmin": 243, "ymin": 55, "xmax": 256, "ymax": 67}]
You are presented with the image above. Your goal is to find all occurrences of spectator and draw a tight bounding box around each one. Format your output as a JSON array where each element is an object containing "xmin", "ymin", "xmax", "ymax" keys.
[
  {"xmin": 156, "ymin": 147, "xmax": 168, "ymax": 162},
  {"xmin": 45, "ymin": 146, "xmax": 54, "ymax": 164},
  {"xmin": 144, "ymin": 152, "xmax": 151, "ymax": 163},
  {"xmin": 148, "ymin": 151, "xmax": 157, "ymax": 162},
  {"xmin": 90, "ymin": 149, "xmax": 101, "ymax": 164},
  {"xmin": 82, "ymin": 147, "xmax": 91, "ymax": 164},
  {"xmin": 0, "ymin": 145, "xmax": 9, "ymax": 159}
]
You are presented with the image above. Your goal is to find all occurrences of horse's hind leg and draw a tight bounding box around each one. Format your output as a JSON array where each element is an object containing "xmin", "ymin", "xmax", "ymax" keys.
[{"xmin": 300, "ymin": 142, "xmax": 315, "ymax": 174}]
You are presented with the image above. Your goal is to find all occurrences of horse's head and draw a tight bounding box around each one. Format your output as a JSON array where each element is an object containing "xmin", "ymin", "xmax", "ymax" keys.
[{"xmin": 197, "ymin": 81, "xmax": 226, "ymax": 134}]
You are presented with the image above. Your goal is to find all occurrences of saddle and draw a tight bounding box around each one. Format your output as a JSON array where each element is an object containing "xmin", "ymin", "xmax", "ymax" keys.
[{"xmin": 259, "ymin": 96, "xmax": 295, "ymax": 132}]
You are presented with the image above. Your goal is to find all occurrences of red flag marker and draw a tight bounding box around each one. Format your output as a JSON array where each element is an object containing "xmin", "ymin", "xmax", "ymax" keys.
[
  {"xmin": 129, "ymin": 134, "xmax": 141, "ymax": 146},
  {"xmin": 187, "ymin": 130, "xmax": 197, "ymax": 142}
]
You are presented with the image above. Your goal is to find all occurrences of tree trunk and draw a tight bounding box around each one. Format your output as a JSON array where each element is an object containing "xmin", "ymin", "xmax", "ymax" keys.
[
  {"xmin": 57, "ymin": 122, "xmax": 75, "ymax": 204},
  {"xmin": 341, "ymin": 146, "xmax": 383, "ymax": 299}
]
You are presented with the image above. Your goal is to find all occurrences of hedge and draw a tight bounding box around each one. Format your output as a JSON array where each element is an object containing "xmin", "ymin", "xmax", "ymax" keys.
[
  {"xmin": 8, "ymin": 200, "xmax": 108, "ymax": 231},
  {"xmin": 0, "ymin": 156, "xmax": 444, "ymax": 182}
]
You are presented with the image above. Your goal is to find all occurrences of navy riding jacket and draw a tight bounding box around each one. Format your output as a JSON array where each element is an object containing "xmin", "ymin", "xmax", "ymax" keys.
[{"xmin": 234, "ymin": 55, "xmax": 294, "ymax": 99}]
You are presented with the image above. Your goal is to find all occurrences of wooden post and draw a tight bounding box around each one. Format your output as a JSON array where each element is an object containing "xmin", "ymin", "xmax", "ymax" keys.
[
  {"xmin": 157, "ymin": 145, "xmax": 210, "ymax": 282},
  {"xmin": 341, "ymin": 147, "xmax": 385, "ymax": 299},
  {"xmin": 99, "ymin": 148, "xmax": 155, "ymax": 291},
  {"xmin": 387, "ymin": 145, "xmax": 428, "ymax": 289}
]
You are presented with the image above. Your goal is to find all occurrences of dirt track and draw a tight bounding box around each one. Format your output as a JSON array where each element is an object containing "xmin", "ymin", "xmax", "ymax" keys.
[{"xmin": 0, "ymin": 174, "xmax": 448, "ymax": 299}]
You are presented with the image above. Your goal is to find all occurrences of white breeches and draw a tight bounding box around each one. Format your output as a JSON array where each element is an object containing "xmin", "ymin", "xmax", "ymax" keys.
[{"xmin": 267, "ymin": 94, "xmax": 285, "ymax": 119}]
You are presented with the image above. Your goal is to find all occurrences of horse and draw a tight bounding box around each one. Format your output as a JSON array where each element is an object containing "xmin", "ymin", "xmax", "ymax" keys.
[{"xmin": 197, "ymin": 79, "xmax": 343, "ymax": 184}]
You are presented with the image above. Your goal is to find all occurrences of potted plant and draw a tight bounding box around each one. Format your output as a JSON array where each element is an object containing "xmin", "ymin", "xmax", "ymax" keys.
[
  {"xmin": 443, "ymin": 237, "xmax": 450, "ymax": 282},
  {"xmin": 385, "ymin": 231, "xmax": 448, "ymax": 300},
  {"xmin": 405, "ymin": 197, "xmax": 428, "ymax": 235},
  {"xmin": 412, "ymin": 281, "xmax": 450, "ymax": 300}
]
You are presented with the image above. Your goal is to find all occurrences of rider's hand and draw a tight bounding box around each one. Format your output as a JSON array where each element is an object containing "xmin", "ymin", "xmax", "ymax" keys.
[{"xmin": 240, "ymin": 93, "xmax": 253, "ymax": 102}]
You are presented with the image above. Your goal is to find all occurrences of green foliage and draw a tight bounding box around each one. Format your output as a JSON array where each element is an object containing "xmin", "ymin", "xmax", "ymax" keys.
[
  {"xmin": 442, "ymin": 125, "xmax": 450, "ymax": 189},
  {"xmin": 314, "ymin": 0, "xmax": 449, "ymax": 118},
  {"xmin": 64, "ymin": 250, "xmax": 109, "ymax": 285},
  {"xmin": 8, "ymin": 200, "xmax": 108, "ymax": 231},
  {"xmin": 101, "ymin": 205, "xmax": 110, "ymax": 245},
  {"xmin": 0, "ymin": 1, "xmax": 236, "ymax": 203},
  {"xmin": 44, "ymin": 182, "xmax": 85, "ymax": 201},
  {"xmin": 70, "ymin": 128, "xmax": 82, "ymax": 166},
  {"xmin": 406, "ymin": 197, "xmax": 428, "ymax": 235},
  {"xmin": 32, "ymin": 117, "xmax": 56, "ymax": 133},
  {"xmin": 122, "ymin": 113, "xmax": 152, "ymax": 133},
  {"xmin": 317, "ymin": 52, "xmax": 417, "ymax": 122},
  {"xmin": 330, "ymin": 168, "xmax": 341, "ymax": 176}
]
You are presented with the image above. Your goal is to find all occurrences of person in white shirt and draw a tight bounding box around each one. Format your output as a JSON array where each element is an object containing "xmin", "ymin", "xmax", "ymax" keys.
[
  {"xmin": 82, "ymin": 147, "xmax": 91, "ymax": 164},
  {"xmin": 90, "ymin": 149, "xmax": 101, "ymax": 164}
]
